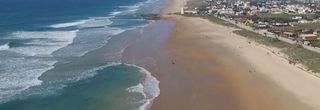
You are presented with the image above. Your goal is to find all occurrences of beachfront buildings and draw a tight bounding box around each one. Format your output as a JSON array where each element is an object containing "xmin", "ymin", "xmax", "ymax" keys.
[{"xmin": 181, "ymin": 0, "xmax": 320, "ymax": 47}]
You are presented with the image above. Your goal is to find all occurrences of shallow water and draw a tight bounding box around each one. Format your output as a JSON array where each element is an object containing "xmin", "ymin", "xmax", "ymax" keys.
[{"xmin": 0, "ymin": 64, "xmax": 156, "ymax": 110}]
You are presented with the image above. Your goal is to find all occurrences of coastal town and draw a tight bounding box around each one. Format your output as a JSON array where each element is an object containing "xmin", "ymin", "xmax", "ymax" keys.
[{"xmin": 181, "ymin": 0, "xmax": 320, "ymax": 49}]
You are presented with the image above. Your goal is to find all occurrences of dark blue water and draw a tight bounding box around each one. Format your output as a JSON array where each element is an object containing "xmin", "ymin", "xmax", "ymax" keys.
[
  {"xmin": 0, "ymin": 0, "xmax": 143, "ymax": 31},
  {"xmin": 0, "ymin": 0, "xmax": 164, "ymax": 109}
]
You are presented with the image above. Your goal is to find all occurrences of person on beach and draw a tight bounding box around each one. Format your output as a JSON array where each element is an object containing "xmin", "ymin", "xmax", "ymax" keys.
[{"xmin": 171, "ymin": 60, "xmax": 175, "ymax": 64}]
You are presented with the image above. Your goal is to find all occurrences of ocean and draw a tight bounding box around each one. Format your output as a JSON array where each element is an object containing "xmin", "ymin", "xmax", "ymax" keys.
[{"xmin": 0, "ymin": 0, "xmax": 166, "ymax": 109}]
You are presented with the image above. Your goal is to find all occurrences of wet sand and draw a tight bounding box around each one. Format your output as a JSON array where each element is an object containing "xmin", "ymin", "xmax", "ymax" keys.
[
  {"xmin": 123, "ymin": 20, "xmax": 242, "ymax": 110},
  {"xmin": 122, "ymin": 0, "xmax": 320, "ymax": 109}
]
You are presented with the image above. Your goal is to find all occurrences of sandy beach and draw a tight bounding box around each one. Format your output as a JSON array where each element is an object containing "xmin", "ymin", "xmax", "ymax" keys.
[{"xmin": 123, "ymin": 0, "xmax": 320, "ymax": 109}]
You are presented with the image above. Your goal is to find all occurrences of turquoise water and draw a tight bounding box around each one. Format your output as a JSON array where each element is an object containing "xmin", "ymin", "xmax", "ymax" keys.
[
  {"xmin": 0, "ymin": 64, "xmax": 158, "ymax": 110},
  {"xmin": 0, "ymin": 0, "xmax": 164, "ymax": 109}
]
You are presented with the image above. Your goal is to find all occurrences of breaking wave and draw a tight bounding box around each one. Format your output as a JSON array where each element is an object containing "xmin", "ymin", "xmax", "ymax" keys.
[
  {"xmin": 126, "ymin": 64, "xmax": 160, "ymax": 110},
  {"xmin": 0, "ymin": 43, "xmax": 10, "ymax": 51},
  {"xmin": 9, "ymin": 30, "xmax": 78, "ymax": 56},
  {"xmin": 50, "ymin": 20, "xmax": 90, "ymax": 28},
  {"xmin": 50, "ymin": 17, "xmax": 113, "ymax": 29}
]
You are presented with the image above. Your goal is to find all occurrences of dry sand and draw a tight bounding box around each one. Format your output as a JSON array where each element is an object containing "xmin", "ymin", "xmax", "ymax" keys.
[
  {"xmin": 165, "ymin": 16, "xmax": 320, "ymax": 110},
  {"xmin": 123, "ymin": 0, "xmax": 320, "ymax": 109}
]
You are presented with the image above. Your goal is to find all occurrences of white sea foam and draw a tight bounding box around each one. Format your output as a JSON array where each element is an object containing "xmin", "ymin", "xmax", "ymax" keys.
[
  {"xmin": 50, "ymin": 17, "xmax": 113, "ymax": 29},
  {"xmin": 109, "ymin": 9, "xmax": 139, "ymax": 16},
  {"xmin": 0, "ymin": 30, "xmax": 77, "ymax": 102},
  {"xmin": 0, "ymin": 43, "xmax": 10, "ymax": 51},
  {"xmin": 119, "ymin": 3, "xmax": 141, "ymax": 9},
  {"xmin": 78, "ymin": 17, "xmax": 113, "ymax": 28},
  {"xmin": 9, "ymin": 30, "xmax": 78, "ymax": 56},
  {"xmin": 109, "ymin": 11, "xmax": 122, "ymax": 16},
  {"xmin": 127, "ymin": 83, "xmax": 147, "ymax": 98},
  {"xmin": 107, "ymin": 27, "xmax": 127, "ymax": 35},
  {"xmin": 110, "ymin": 1, "xmax": 144, "ymax": 16},
  {"xmin": 125, "ymin": 64, "xmax": 160, "ymax": 110},
  {"xmin": 52, "ymin": 26, "xmax": 127, "ymax": 57},
  {"xmin": 111, "ymin": 0, "xmax": 157, "ymax": 16},
  {"xmin": 67, "ymin": 62, "xmax": 123, "ymax": 82},
  {"xmin": 50, "ymin": 20, "xmax": 90, "ymax": 28},
  {"xmin": 76, "ymin": 63, "xmax": 160, "ymax": 110},
  {"xmin": 0, "ymin": 58, "xmax": 57, "ymax": 102}
]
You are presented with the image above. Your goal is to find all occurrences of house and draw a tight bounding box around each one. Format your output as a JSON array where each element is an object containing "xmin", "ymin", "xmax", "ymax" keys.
[
  {"xmin": 218, "ymin": 8, "xmax": 235, "ymax": 15},
  {"xmin": 181, "ymin": 7, "xmax": 198, "ymax": 15},
  {"xmin": 254, "ymin": 21, "xmax": 269, "ymax": 29},
  {"xmin": 272, "ymin": 22, "xmax": 290, "ymax": 27},
  {"xmin": 282, "ymin": 32, "xmax": 297, "ymax": 40},
  {"xmin": 292, "ymin": 16, "xmax": 303, "ymax": 20},
  {"xmin": 184, "ymin": 10, "xmax": 198, "ymax": 14},
  {"xmin": 298, "ymin": 34, "xmax": 318, "ymax": 46}
]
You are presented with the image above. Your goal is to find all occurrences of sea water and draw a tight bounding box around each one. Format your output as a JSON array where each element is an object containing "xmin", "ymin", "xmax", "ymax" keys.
[{"xmin": 0, "ymin": 0, "xmax": 164, "ymax": 109}]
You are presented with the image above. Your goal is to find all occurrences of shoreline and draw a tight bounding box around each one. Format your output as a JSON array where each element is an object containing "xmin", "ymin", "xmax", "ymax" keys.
[{"xmin": 123, "ymin": 0, "xmax": 320, "ymax": 109}]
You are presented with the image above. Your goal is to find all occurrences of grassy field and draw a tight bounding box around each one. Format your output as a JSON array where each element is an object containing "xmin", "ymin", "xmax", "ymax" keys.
[
  {"xmin": 317, "ymin": 40, "xmax": 320, "ymax": 47},
  {"xmin": 233, "ymin": 29, "xmax": 291, "ymax": 48},
  {"xmin": 258, "ymin": 13, "xmax": 294, "ymax": 22},
  {"xmin": 201, "ymin": 16, "xmax": 239, "ymax": 28},
  {"xmin": 294, "ymin": 23, "xmax": 320, "ymax": 30},
  {"xmin": 233, "ymin": 29, "xmax": 320, "ymax": 74},
  {"xmin": 182, "ymin": 14, "xmax": 239, "ymax": 28},
  {"xmin": 259, "ymin": 13, "xmax": 293, "ymax": 19}
]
